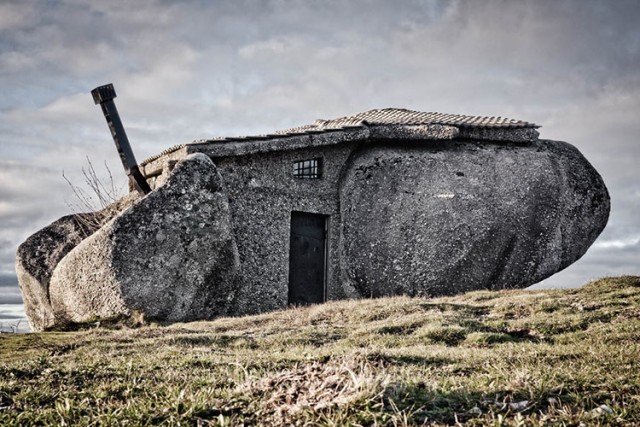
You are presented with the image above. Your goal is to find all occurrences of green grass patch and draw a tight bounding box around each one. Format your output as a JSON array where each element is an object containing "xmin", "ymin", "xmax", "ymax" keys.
[{"xmin": 1, "ymin": 275, "xmax": 639, "ymax": 425}]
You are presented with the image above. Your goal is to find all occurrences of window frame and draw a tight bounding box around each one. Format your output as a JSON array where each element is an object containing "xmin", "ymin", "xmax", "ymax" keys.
[{"xmin": 292, "ymin": 157, "xmax": 323, "ymax": 179}]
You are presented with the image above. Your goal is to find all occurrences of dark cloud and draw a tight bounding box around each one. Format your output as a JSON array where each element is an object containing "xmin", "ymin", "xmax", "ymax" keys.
[
  {"xmin": 0, "ymin": 264, "xmax": 21, "ymax": 305},
  {"xmin": 0, "ymin": 271, "xmax": 18, "ymax": 287},
  {"xmin": 0, "ymin": 312, "xmax": 24, "ymax": 320},
  {"xmin": 0, "ymin": 276, "xmax": 22, "ymax": 305},
  {"xmin": 0, "ymin": 294, "xmax": 24, "ymax": 305}
]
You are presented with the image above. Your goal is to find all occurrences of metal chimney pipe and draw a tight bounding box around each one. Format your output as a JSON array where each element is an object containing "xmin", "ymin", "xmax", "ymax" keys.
[{"xmin": 91, "ymin": 83, "xmax": 151, "ymax": 195}]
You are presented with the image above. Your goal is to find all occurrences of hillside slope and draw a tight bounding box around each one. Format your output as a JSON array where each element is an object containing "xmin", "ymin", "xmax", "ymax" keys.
[{"xmin": 1, "ymin": 276, "xmax": 639, "ymax": 426}]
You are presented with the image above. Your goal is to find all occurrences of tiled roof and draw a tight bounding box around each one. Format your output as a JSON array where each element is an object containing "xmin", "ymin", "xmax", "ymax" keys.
[
  {"xmin": 194, "ymin": 108, "xmax": 538, "ymax": 143},
  {"xmin": 295, "ymin": 108, "xmax": 539, "ymax": 131},
  {"xmin": 141, "ymin": 108, "xmax": 539, "ymax": 167}
]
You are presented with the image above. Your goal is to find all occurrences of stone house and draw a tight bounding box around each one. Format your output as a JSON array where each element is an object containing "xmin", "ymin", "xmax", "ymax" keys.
[
  {"xmin": 136, "ymin": 108, "xmax": 608, "ymax": 315},
  {"xmin": 18, "ymin": 107, "xmax": 610, "ymax": 330}
]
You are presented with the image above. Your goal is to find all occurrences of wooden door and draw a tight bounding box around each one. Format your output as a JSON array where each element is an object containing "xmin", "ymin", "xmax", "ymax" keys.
[{"xmin": 288, "ymin": 212, "xmax": 327, "ymax": 305}]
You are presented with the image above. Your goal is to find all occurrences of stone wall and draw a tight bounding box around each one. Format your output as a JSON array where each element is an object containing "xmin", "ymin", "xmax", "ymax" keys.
[
  {"xmin": 210, "ymin": 142, "xmax": 361, "ymax": 314},
  {"xmin": 187, "ymin": 136, "xmax": 608, "ymax": 313}
]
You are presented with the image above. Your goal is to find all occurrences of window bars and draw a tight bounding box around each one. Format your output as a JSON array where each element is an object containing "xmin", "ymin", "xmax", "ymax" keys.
[{"xmin": 293, "ymin": 158, "xmax": 322, "ymax": 179}]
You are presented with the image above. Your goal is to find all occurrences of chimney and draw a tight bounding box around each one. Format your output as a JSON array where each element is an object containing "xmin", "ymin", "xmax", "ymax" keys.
[{"xmin": 91, "ymin": 83, "xmax": 151, "ymax": 195}]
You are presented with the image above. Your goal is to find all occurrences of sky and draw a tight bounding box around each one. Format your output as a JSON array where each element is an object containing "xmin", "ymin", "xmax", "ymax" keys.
[{"xmin": 1, "ymin": 0, "xmax": 639, "ymax": 312}]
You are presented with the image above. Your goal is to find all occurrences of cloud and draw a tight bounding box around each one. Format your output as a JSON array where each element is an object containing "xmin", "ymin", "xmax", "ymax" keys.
[
  {"xmin": 0, "ymin": 303, "xmax": 28, "ymax": 333},
  {"xmin": 0, "ymin": 270, "xmax": 22, "ymax": 305},
  {"xmin": 533, "ymin": 240, "xmax": 640, "ymax": 289},
  {"xmin": 0, "ymin": 271, "xmax": 18, "ymax": 287},
  {"xmin": 0, "ymin": 1, "xmax": 38, "ymax": 31},
  {"xmin": 0, "ymin": 293, "xmax": 23, "ymax": 306},
  {"xmin": 593, "ymin": 236, "xmax": 640, "ymax": 250}
]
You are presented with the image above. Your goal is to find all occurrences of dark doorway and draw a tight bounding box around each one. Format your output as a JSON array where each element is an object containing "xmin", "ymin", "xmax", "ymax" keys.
[{"xmin": 288, "ymin": 211, "xmax": 328, "ymax": 305}]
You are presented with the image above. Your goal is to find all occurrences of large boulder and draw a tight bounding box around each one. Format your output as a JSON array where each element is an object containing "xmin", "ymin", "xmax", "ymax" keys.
[
  {"xmin": 44, "ymin": 153, "xmax": 239, "ymax": 329},
  {"xmin": 339, "ymin": 139, "xmax": 610, "ymax": 297},
  {"xmin": 15, "ymin": 214, "xmax": 98, "ymax": 331},
  {"xmin": 16, "ymin": 194, "xmax": 141, "ymax": 331}
]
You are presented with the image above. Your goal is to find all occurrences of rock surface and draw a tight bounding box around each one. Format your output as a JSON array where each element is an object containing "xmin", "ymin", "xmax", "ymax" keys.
[
  {"xmin": 15, "ymin": 194, "xmax": 141, "ymax": 331},
  {"xmin": 15, "ymin": 214, "xmax": 99, "ymax": 331},
  {"xmin": 44, "ymin": 153, "xmax": 239, "ymax": 329},
  {"xmin": 339, "ymin": 139, "xmax": 610, "ymax": 297}
]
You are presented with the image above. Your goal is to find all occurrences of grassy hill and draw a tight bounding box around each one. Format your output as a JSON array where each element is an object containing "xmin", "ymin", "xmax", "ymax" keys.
[{"xmin": 1, "ymin": 276, "xmax": 639, "ymax": 426}]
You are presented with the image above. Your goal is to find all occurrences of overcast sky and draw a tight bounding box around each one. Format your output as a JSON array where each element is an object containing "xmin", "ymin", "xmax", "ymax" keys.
[{"xmin": 1, "ymin": 0, "xmax": 638, "ymax": 309}]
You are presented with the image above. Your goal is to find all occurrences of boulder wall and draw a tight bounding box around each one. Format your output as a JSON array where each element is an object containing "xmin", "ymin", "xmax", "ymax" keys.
[
  {"xmin": 15, "ymin": 193, "xmax": 141, "ymax": 331},
  {"xmin": 46, "ymin": 153, "xmax": 239, "ymax": 328},
  {"xmin": 339, "ymin": 139, "xmax": 610, "ymax": 297}
]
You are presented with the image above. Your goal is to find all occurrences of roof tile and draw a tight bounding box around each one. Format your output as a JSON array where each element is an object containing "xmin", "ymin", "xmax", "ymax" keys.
[{"xmin": 141, "ymin": 108, "xmax": 539, "ymax": 166}]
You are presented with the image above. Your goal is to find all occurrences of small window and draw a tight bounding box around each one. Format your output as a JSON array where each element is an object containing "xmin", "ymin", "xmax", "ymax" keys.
[{"xmin": 293, "ymin": 158, "xmax": 322, "ymax": 179}]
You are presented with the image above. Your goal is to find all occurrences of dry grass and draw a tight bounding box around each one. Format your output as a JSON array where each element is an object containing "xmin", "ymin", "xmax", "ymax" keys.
[
  {"xmin": 62, "ymin": 157, "xmax": 131, "ymax": 230},
  {"xmin": 0, "ymin": 275, "xmax": 639, "ymax": 425},
  {"xmin": 239, "ymin": 354, "xmax": 387, "ymax": 424}
]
